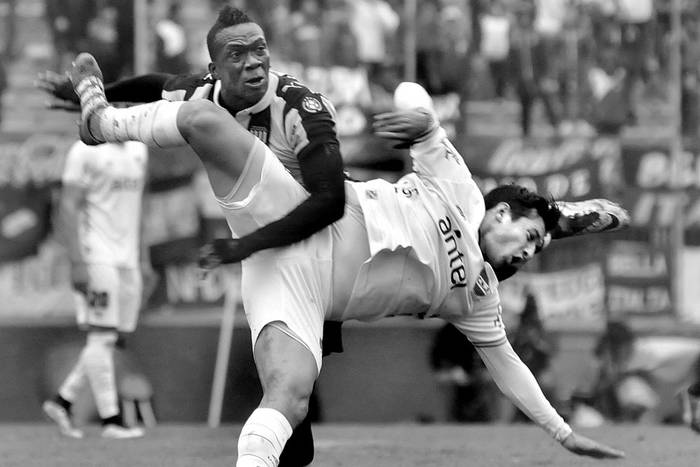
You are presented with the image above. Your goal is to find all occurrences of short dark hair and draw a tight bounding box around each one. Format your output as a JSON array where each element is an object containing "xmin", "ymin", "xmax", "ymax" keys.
[
  {"xmin": 484, "ymin": 184, "xmax": 560, "ymax": 232},
  {"xmin": 206, "ymin": 6, "xmax": 256, "ymax": 59}
]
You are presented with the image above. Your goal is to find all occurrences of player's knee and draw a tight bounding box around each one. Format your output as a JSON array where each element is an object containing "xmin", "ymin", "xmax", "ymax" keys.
[
  {"xmin": 264, "ymin": 378, "xmax": 312, "ymax": 427},
  {"xmin": 177, "ymin": 100, "xmax": 222, "ymax": 137}
]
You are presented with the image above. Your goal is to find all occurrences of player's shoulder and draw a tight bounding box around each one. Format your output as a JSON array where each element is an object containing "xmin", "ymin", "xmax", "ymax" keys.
[{"xmin": 163, "ymin": 72, "xmax": 215, "ymax": 100}]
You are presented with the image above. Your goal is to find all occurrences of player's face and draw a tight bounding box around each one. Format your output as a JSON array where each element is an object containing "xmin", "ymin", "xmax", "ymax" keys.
[
  {"xmin": 479, "ymin": 203, "xmax": 546, "ymax": 271},
  {"xmin": 209, "ymin": 22, "xmax": 270, "ymax": 110}
]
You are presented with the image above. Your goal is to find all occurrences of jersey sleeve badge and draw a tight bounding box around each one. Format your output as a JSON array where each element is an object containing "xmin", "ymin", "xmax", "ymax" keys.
[{"xmin": 302, "ymin": 96, "xmax": 323, "ymax": 113}]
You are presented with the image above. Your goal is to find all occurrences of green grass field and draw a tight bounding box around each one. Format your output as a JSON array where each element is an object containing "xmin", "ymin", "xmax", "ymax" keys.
[{"xmin": 1, "ymin": 423, "xmax": 698, "ymax": 467}]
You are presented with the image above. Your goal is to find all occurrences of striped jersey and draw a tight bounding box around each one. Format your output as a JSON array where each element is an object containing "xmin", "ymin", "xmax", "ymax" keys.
[
  {"xmin": 61, "ymin": 141, "xmax": 148, "ymax": 267},
  {"xmin": 160, "ymin": 70, "xmax": 338, "ymax": 184}
]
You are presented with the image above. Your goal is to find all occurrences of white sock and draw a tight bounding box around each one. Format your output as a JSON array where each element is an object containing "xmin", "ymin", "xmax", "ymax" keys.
[
  {"xmin": 98, "ymin": 101, "xmax": 187, "ymax": 147},
  {"xmin": 74, "ymin": 75, "xmax": 186, "ymax": 147},
  {"xmin": 236, "ymin": 408, "xmax": 293, "ymax": 467},
  {"xmin": 82, "ymin": 332, "xmax": 119, "ymax": 419},
  {"xmin": 58, "ymin": 354, "xmax": 87, "ymax": 402}
]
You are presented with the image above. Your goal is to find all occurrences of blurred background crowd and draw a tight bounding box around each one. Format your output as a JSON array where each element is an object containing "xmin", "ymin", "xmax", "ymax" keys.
[
  {"xmin": 2, "ymin": 0, "xmax": 700, "ymax": 430},
  {"xmin": 1, "ymin": 0, "xmax": 698, "ymax": 138}
]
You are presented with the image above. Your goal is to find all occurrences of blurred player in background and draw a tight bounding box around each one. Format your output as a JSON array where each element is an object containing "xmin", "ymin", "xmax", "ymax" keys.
[
  {"xmin": 42, "ymin": 140, "xmax": 148, "ymax": 439},
  {"xmin": 65, "ymin": 53, "xmax": 625, "ymax": 463},
  {"xmin": 38, "ymin": 6, "xmax": 345, "ymax": 463}
]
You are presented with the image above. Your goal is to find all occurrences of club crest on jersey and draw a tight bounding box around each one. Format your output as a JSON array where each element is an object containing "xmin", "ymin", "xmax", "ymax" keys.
[
  {"xmin": 473, "ymin": 267, "xmax": 491, "ymax": 296},
  {"xmin": 249, "ymin": 126, "xmax": 268, "ymax": 142},
  {"xmin": 302, "ymin": 96, "xmax": 323, "ymax": 113}
]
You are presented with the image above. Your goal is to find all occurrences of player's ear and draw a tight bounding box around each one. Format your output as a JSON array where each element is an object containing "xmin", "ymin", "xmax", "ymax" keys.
[
  {"xmin": 208, "ymin": 62, "xmax": 218, "ymax": 79},
  {"xmin": 495, "ymin": 202, "xmax": 510, "ymax": 222}
]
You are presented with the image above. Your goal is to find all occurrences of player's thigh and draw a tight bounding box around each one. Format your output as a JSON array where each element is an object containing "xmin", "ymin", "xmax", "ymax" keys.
[
  {"xmin": 75, "ymin": 264, "xmax": 120, "ymax": 330},
  {"xmin": 116, "ymin": 267, "xmax": 143, "ymax": 333},
  {"xmin": 177, "ymin": 99, "xmax": 256, "ymax": 164},
  {"xmin": 242, "ymin": 248, "xmax": 330, "ymax": 374},
  {"xmin": 217, "ymin": 141, "xmax": 311, "ymax": 238}
]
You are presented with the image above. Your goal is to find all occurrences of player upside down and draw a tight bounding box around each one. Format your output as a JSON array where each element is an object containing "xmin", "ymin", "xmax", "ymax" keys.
[{"xmin": 67, "ymin": 52, "xmax": 626, "ymax": 465}]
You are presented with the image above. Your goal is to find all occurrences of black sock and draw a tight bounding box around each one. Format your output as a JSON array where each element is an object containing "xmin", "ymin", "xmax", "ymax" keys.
[
  {"xmin": 53, "ymin": 394, "xmax": 73, "ymax": 412},
  {"xmin": 101, "ymin": 414, "xmax": 123, "ymax": 426},
  {"xmin": 689, "ymin": 382, "xmax": 700, "ymax": 397}
]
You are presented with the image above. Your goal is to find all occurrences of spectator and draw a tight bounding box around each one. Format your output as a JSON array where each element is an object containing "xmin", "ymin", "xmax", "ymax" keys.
[
  {"xmin": 430, "ymin": 323, "xmax": 499, "ymax": 422},
  {"xmin": 615, "ymin": 0, "xmax": 657, "ymax": 125},
  {"xmin": 155, "ymin": 2, "xmax": 190, "ymax": 75},
  {"xmin": 415, "ymin": 0, "xmax": 443, "ymax": 94},
  {"xmin": 510, "ymin": 291, "xmax": 559, "ymax": 422},
  {"xmin": 321, "ymin": 0, "xmax": 358, "ymax": 68},
  {"xmin": 348, "ymin": 0, "xmax": 400, "ymax": 90},
  {"xmin": 0, "ymin": 55, "xmax": 6, "ymax": 127},
  {"xmin": 289, "ymin": 0, "xmax": 324, "ymax": 67},
  {"xmin": 508, "ymin": 1, "xmax": 563, "ymax": 137},
  {"xmin": 581, "ymin": 45, "xmax": 628, "ymax": 135},
  {"xmin": 436, "ymin": 0, "xmax": 473, "ymax": 98},
  {"xmin": 681, "ymin": 12, "xmax": 700, "ymax": 137},
  {"xmin": 479, "ymin": 0, "xmax": 511, "ymax": 100},
  {"xmin": 44, "ymin": 0, "xmax": 95, "ymax": 71},
  {"xmin": 81, "ymin": 4, "xmax": 122, "ymax": 83},
  {"xmin": 266, "ymin": 0, "xmax": 294, "ymax": 61}
]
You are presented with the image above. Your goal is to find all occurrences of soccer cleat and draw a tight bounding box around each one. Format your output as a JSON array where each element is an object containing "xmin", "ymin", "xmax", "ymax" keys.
[
  {"xmin": 551, "ymin": 198, "xmax": 631, "ymax": 239},
  {"xmin": 69, "ymin": 52, "xmax": 107, "ymax": 146},
  {"xmin": 42, "ymin": 400, "xmax": 84, "ymax": 439},
  {"xmin": 101, "ymin": 424, "xmax": 145, "ymax": 439}
]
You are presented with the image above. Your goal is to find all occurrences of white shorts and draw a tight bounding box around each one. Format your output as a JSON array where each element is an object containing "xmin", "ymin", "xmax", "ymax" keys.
[
  {"xmin": 74, "ymin": 264, "xmax": 142, "ymax": 332},
  {"xmin": 222, "ymin": 142, "xmax": 333, "ymax": 373}
]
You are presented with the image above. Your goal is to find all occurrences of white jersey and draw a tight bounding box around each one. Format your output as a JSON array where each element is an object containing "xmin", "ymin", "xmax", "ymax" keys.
[
  {"xmin": 335, "ymin": 127, "xmax": 505, "ymax": 346},
  {"xmin": 61, "ymin": 141, "xmax": 148, "ymax": 267}
]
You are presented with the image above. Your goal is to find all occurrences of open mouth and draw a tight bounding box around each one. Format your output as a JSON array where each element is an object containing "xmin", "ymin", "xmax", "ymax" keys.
[{"xmin": 245, "ymin": 76, "xmax": 265, "ymax": 86}]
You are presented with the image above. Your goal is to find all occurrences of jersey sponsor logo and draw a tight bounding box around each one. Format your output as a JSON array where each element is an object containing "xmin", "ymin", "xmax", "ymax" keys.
[
  {"xmin": 302, "ymin": 96, "xmax": 323, "ymax": 113},
  {"xmin": 249, "ymin": 126, "xmax": 269, "ymax": 142},
  {"xmin": 473, "ymin": 267, "xmax": 491, "ymax": 296},
  {"xmin": 438, "ymin": 216, "xmax": 467, "ymax": 289}
]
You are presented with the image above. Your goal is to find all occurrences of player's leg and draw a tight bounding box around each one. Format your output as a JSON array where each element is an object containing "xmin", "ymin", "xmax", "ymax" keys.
[
  {"xmin": 237, "ymin": 324, "xmax": 318, "ymax": 467},
  {"xmin": 69, "ymin": 53, "xmax": 257, "ymax": 197},
  {"xmin": 80, "ymin": 264, "xmax": 144, "ymax": 439},
  {"xmin": 43, "ymin": 345, "xmax": 87, "ymax": 438}
]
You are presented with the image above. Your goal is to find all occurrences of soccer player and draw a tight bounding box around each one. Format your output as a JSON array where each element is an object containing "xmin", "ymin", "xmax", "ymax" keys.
[
  {"xmin": 67, "ymin": 52, "xmax": 625, "ymax": 463},
  {"xmin": 42, "ymin": 140, "xmax": 148, "ymax": 439},
  {"xmin": 38, "ymin": 9, "xmax": 343, "ymax": 460}
]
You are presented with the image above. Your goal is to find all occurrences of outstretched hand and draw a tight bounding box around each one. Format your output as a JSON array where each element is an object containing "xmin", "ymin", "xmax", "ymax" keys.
[
  {"xmin": 372, "ymin": 108, "xmax": 436, "ymax": 143},
  {"xmin": 35, "ymin": 70, "xmax": 80, "ymax": 110},
  {"xmin": 561, "ymin": 431, "xmax": 625, "ymax": 459},
  {"xmin": 198, "ymin": 238, "xmax": 252, "ymax": 271}
]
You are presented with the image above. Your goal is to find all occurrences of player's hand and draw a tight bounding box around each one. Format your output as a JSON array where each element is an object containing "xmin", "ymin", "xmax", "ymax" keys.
[
  {"xmin": 70, "ymin": 263, "xmax": 89, "ymax": 296},
  {"xmin": 35, "ymin": 70, "xmax": 80, "ymax": 110},
  {"xmin": 560, "ymin": 431, "xmax": 625, "ymax": 459},
  {"xmin": 372, "ymin": 108, "xmax": 436, "ymax": 143},
  {"xmin": 198, "ymin": 238, "xmax": 251, "ymax": 270}
]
